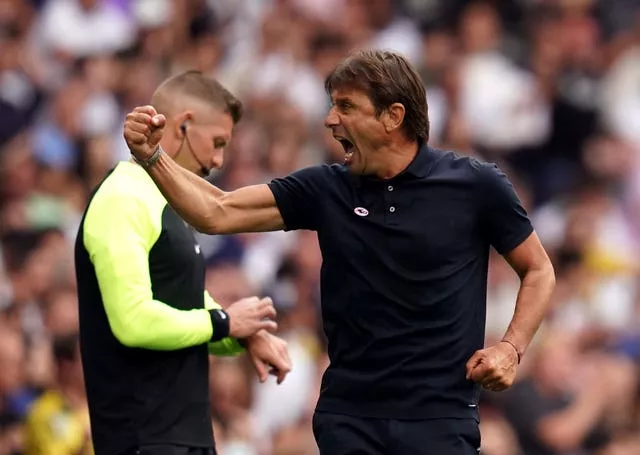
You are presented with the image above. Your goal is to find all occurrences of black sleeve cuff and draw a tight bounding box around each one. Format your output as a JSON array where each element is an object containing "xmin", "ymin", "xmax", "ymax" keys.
[{"xmin": 208, "ymin": 309, "xmax": 230, "ymax": 342}]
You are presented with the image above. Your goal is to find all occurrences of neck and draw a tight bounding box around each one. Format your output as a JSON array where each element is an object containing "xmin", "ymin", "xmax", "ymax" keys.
[{"xmin": 374, "ymin": 139, "xmax": 420, "ymax": 180}]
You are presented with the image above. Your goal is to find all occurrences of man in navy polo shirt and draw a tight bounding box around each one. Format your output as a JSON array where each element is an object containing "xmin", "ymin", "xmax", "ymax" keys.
[{"xmin": 125, "ymin": 49, "xmax": 556, "ymax": 454}]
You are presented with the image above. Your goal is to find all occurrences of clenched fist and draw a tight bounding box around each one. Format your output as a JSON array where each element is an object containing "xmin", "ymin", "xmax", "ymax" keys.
[
  {"xmin": 124, "ymin": 105, "xmax": 166, "ymax": 161},
  {"xmin": 466, "ymin": 341, "xmax": 520, "ymax": 391}
]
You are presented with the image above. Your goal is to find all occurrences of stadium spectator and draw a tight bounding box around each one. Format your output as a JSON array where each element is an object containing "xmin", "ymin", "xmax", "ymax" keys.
[
  {"xmin": 0, "ymin": 0, "xmax": 639, "ymax": 453},
  {"xmin": 23, "ymin": 332, "xmax": 91, "ymax": 455}
]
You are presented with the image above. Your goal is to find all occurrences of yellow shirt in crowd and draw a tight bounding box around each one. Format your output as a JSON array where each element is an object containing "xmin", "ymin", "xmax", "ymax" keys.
[{"xmin": 24, "ymin": 390, "xmax": 93, "ymax": 455}]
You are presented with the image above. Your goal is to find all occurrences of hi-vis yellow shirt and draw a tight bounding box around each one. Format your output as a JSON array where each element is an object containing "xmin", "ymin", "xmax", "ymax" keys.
[
  {"xmin": 74, "ymin": 161, "xmax": 242, "ymax": 452},
  {"xmin": 78, "ymin": 161, "xmax": 243, "ymax": 354}
]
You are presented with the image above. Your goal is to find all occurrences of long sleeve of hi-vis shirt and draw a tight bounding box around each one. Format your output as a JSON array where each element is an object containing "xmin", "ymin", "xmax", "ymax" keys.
[
  {"xmin": 204, "ymin": 292, "xmax": 245, "ymax": 356},
  {"xmin": 76, "ymin": 162, "xmax": 243, "ymax": 452},
  {"xmin": 82, "ymin": 164, "xmax": 243, "ymax": 353}
]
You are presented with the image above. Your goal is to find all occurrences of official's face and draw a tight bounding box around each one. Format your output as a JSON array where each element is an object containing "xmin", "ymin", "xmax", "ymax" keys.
[
  {"xmin": 324, "ymin": 88, "xmax": 387, "ymax": 176},
  {"xmin": 180, "ymin": 107, "xmax": 234, "ymax": 177}
]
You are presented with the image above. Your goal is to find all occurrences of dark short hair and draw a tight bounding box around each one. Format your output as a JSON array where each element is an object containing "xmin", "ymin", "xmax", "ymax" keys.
[
  {"xmin": 153, "ymin": 70, "xmax": 243, "ymax": 124},
  {"xmin": 325, "ymin": 49, "xmax": 429, "ymax": 145}
]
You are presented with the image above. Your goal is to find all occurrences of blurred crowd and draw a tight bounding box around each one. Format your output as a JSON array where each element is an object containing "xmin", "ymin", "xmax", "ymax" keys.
[{"xmin": 1, "ymin": 0, "xmax": 640, "ymax": 454}]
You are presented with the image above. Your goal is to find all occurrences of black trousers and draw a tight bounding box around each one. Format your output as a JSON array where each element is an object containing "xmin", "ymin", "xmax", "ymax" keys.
[
  {"xmin": 136, "ymin": 445, "xmax": 216, "ymax": 455},
  {"xmin": 312, "ymin": 411, "xmax": 481, "ymax": 455}
]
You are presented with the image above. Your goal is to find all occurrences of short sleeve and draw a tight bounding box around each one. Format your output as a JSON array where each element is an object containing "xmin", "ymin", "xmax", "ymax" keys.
[
  {"xmin": 267, "ymin": 165, "xmax": 328, "ymax": 231},
  {"xmin": 478, "ymin": 162, "xmax": 533, "ymax": 255}
]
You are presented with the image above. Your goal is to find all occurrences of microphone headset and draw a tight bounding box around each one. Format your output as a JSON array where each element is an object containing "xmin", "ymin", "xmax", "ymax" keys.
[{"xmin": 179, "ymin": 122, "xmax": 210, "ymax": 176}]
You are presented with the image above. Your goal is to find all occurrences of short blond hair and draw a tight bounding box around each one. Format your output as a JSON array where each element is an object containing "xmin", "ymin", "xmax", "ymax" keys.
[{"xmin": 152, "ymin": 70, "xmax": 243, "ymax": 124}]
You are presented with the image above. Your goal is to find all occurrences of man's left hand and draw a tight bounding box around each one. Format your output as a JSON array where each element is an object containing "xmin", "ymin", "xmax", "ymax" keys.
[
  {"xmin": 465, "ymin": 341, "xmax": 519, "ymax": 391},
  {"xmin": 245, "ymin": 331, "xmax": 292, "ymax": 384}
]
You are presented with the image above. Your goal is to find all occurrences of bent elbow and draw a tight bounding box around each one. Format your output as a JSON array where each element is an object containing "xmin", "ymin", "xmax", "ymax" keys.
[
  {"xmin": 193, "ymin": 195, "xmax": 232, "ymax": 235},
  {"xmin": 110, "ymin": 320, "xmax": 149, "ymax": 348},
  {"xmin": 529, "ymin": 255, "xmax": 556, "ymax": 288},
  {"xmin": 190, "ymin": 193, "xmax": 231, "ymax": 234},
  {"xmin": 543, "ymin": 260, "xmax": 557, "ymax": 290},
  {"xmin": 193, "ymin": 215, "xmax": 222, "ymax": 235},
  {"xmin": 112, "ymin": 325, "xmax": 141, "ymax": 348}
]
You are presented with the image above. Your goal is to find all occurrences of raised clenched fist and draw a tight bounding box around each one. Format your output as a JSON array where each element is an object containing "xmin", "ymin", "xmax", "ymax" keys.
[{"xmin": 123, "ymin": 105, "xmax": 166, "ymax": 161}]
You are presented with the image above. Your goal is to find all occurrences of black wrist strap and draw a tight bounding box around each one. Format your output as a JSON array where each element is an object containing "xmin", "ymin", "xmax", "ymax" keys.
[{"xmin": 208, "ymin": 309, "xmax": 230, "ymax": 342}]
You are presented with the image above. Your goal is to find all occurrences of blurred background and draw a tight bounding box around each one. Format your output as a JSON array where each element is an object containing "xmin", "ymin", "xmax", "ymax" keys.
[{"xmin": 1, "ymin": 0, "xmax": 640, "ymax": 454}]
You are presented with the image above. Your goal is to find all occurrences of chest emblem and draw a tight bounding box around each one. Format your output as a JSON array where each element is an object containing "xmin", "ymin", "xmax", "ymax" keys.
[{"xmin": 354, "ymin": 207, "xmax": 369, "ymax": 217}]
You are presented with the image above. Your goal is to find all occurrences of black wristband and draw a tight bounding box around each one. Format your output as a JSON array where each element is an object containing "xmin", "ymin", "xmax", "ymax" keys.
[{"xmin": 208, "ymin": 309, "xmax": 230, "ymax": 342}]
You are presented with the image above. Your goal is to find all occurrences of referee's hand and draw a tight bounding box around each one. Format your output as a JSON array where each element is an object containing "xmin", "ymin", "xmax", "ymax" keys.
[
  {"xmin": 465, "ymin": 342, "xmax": 519, "ymax": 391},
  {"xmin": 226, "ymin": 296, "xmax": 278, "ymax": 339},
  {"xmin": 124, "ymin": 105, "xmax": 166, "ymax": 161}
]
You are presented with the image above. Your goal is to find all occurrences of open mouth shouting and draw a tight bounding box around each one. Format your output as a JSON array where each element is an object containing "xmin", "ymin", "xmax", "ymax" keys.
[{"xmin": 335, "ymin": 137, "xmax": 354, "ymax": 165}]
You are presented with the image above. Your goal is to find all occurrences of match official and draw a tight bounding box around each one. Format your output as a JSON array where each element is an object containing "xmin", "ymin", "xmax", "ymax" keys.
[
  {"xmin": 125, "ymin": 51, "xmax": 556, "ymax": 454},
  {"xmin": 75, "ymin": 71, "xmax": 291, "ymax": 455}
]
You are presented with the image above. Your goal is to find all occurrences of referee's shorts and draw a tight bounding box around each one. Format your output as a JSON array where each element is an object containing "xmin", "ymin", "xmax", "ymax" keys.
[{"xmin": 312, "ymin": 410, "xmax": 481, "ymax": 454}]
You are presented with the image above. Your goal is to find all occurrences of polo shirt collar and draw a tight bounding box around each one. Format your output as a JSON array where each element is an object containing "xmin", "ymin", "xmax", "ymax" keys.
[
  {"xmin": 400, "ymin": 144, "xmax": 435, "ymax": 179},
  {"xmin": 350, "ymin": 144, "xmax": 436, "ymax": 187}
]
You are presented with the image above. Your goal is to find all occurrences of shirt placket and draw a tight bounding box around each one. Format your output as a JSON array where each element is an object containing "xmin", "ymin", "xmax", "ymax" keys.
[{"xmin": 383, "ymin": 182, "xmax": 399, "ymax": 226}]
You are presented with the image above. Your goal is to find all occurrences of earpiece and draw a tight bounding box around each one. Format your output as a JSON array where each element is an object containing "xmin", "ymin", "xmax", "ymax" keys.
[{"xmin": 177, "ymin": 121, "xmax": 210, "ymax": 176}]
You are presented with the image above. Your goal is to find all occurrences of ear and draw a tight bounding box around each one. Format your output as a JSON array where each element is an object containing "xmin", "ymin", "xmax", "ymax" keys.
[
  {"xmin": 173, "ymin": 111, "xmax": 193, "ymax": 138},
  {"xmin": 382, "ymin": 103, "xmax": 405, "ymax": 134}
]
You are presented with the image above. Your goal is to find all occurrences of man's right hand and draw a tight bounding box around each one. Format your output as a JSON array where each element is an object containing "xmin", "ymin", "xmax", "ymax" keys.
[
  {"xmin": 123, "ymin": 105, "xmax": 166, "ymax": 161},
  {"xmin": 226, "ymin": 297, "xmax": 278, "ymax": 339}
]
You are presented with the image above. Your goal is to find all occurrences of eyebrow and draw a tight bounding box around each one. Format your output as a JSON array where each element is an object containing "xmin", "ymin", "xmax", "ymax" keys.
[{"xmin": 332, "ymin": 96, "xmax": 355, "ymax": 105}]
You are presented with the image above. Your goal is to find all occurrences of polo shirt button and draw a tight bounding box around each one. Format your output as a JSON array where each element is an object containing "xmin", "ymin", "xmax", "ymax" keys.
[
  {"xmin": 388, "ymin": 185, "xmax": 394, "ymax": 191},
  {"xmin": 389, "ymin": 206, "xmax": 396, "ymax": 213}
]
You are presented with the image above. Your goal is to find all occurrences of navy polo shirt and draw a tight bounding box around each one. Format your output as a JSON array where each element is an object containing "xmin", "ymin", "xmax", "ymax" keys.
[{"xmin": 268, "ymin": 146, "xmax": 533, "ymax": 420}]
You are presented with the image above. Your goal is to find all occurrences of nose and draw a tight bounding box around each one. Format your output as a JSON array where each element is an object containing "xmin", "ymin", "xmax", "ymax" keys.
[
  {"xmin": 324, "ymin": 106, "xmax": 339, "ymax": 129},
  {"xmin": 211, "ymin": 148, "xmax": 224, "ymax": 169}
]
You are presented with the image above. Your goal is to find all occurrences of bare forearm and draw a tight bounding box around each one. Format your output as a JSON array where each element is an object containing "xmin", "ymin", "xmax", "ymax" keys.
[
  {"xmin": 146, "ymin": 152, "xmax": 223, "ymax": 233},
  {"xmin": 142, "ymin": 152, "xmax": 284, "ymax": 234},
  {"xmin": 502, "ymin": 264, "xmax": 555, "ymax": 358}
]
